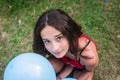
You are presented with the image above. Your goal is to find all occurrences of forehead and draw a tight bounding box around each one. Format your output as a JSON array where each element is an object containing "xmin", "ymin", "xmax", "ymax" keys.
[{"xmin": 40, "ymin": 25, "xmax": 61, "ymax": 39}]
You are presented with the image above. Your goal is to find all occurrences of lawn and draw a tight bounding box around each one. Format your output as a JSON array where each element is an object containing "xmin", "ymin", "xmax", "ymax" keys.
[{"xmin": 0, "ymin": 0, "xmax": 120, "ymax": 80}]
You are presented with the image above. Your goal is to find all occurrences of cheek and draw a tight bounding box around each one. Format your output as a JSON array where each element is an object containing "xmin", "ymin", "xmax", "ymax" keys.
[
  {"xmin": 62, "ymin": 40, "xmax": 69, "ymax": 49},
  {"xmin": 45, "ymin": 45, "xmax": 51, "ymax": 51}
]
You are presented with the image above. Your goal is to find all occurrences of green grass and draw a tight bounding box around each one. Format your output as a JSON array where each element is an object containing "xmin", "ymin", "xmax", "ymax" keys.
[{"xmin": 0, "ymin": 0, "xmax": 120, "ymax": 80}]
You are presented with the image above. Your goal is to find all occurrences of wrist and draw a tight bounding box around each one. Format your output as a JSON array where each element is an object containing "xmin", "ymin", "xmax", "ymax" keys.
[{"xmin": 57, "ymin": 75, "xmax": 62, "ymax": 80}]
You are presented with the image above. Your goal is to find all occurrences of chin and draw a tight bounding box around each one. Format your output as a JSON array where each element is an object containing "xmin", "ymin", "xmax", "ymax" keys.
[{"xmin": 55, "ymin": 55, "xmax": 63, "ymax": 58}]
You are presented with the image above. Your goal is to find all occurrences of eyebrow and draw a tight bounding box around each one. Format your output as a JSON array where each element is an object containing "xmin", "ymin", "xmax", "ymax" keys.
[
  {"xmin": 42, "ymin": 33, "xmax": 63, "ymax": 40},
  {"xmin": 55, "ymin": 33, "xmax": 63, "ymax": 37}
]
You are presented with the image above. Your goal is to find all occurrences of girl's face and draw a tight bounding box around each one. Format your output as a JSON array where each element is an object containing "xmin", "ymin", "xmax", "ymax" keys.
[{"xmin": 40, "ymin": 25, "xmax": 69, "ymax": 58}]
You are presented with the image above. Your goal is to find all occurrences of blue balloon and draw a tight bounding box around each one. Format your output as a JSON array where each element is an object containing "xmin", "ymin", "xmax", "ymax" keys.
[
  {"xmin": 62, "ymin": 78, "xmax": 77, "ymax": 80},
  {"xmin": 4, "ymin": 53, "xmax": 56, "ymax": 80}
]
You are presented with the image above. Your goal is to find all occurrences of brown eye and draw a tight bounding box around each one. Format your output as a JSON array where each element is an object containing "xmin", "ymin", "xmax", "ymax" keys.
[
  {"xmin": 43, "ymin": 40, "xmax": 50, "ymax": 45},
  {"xmin": 56, "ymin": 35, "xmax": 63, "ymax": 42}
]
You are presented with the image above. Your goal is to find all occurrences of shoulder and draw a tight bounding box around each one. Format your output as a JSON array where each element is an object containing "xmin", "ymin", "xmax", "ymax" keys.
[
  {"xmin": 78, "ymin": 35, "xmax": 99, "ymax": 71},
  {"xmin": 78, "ymin": 34, "xmax": 97, "ymax": 59}
]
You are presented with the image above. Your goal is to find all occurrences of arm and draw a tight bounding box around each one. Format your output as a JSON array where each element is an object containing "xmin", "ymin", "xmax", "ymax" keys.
[
  {"xmin": 74, "ymin": 69, "xmax": 94, "ymax": 80},
  {"xmin": 76, "ymin": 56, "xmax": 97, "ymax": 80},
  {"xmin": 80, "ymin": 43, "xmax": 99, "ymax": 72},
  {"xmin": 75, "ymin": 52, "xmax": 98, "ymax": 80},
  {"xmin": 76, "ymin": 55, "xmax": 98, "ymax": 80},
  {"xmin": 57, "ymin": 64, "xmax": 73, "ymax": 80},
  {"xmin": 75, "ymin": 39, "xmax": 99, "ymax": 80},
  {"xmin": 79, "ymin": 37, "xmax": 99, "ymax": 71}
]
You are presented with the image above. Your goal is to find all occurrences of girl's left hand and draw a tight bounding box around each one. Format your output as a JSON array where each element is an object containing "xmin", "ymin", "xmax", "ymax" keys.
[{"xmin": 56, "ymin": 75, "xmax": 62, "ymax": 80}]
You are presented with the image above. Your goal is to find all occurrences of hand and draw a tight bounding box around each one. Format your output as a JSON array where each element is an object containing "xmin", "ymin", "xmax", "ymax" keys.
[{"xmin": 56, "ymin": 75, "xmax": 62, "ymax": 80}]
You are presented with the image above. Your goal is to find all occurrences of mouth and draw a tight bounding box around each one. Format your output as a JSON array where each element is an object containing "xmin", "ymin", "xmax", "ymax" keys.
[
  {"xmin": 55, "ymin": 52, "xmax": 61, "ymax": 55},
  {"xmin": 54, "ymin": 51, "xmax": 62, "ymax": 55}
]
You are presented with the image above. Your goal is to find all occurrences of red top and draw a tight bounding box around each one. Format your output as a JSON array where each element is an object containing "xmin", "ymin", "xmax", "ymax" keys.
[
  {"xmin": 80, "ymin": 34, "xmax": 97, "ymax": 49},
  {"xmin": 61, "ymin": 56, "xmax": 85, "ymax": 69},
  {"xmin": 61, "ymin": 34, "xmax": 97, "ymax": 70}
]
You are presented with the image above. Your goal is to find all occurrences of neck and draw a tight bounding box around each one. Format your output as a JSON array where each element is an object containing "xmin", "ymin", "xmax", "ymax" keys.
[{"xmin": 65, "ymin": 51, "xmax": 76, "ymax": 60}]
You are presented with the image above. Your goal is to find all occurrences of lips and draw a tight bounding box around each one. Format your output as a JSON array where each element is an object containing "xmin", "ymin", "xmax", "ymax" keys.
[
  {"xmin": 53, "ymin": 49, "xmax": 67, "ymax": 58},
  {"xmin": 55, "ymin": 51, "xmax": 62, "ymax": 55}
]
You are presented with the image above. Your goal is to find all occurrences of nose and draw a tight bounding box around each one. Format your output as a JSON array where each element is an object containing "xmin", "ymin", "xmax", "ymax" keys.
[{"xmin": 52, "ymin": 42, "xmax": 59, "ymax": 52}]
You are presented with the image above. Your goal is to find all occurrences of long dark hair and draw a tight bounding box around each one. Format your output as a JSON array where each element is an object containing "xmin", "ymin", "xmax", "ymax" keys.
[{"xmin": 33, "ymin": 9, "xmax": 82, "ymax": 56}]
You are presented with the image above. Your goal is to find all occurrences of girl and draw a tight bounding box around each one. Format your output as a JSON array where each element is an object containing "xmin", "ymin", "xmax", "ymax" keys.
[{"xmin": 33, "ymin": 9, "xmax": 99, "ymax": 80}]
